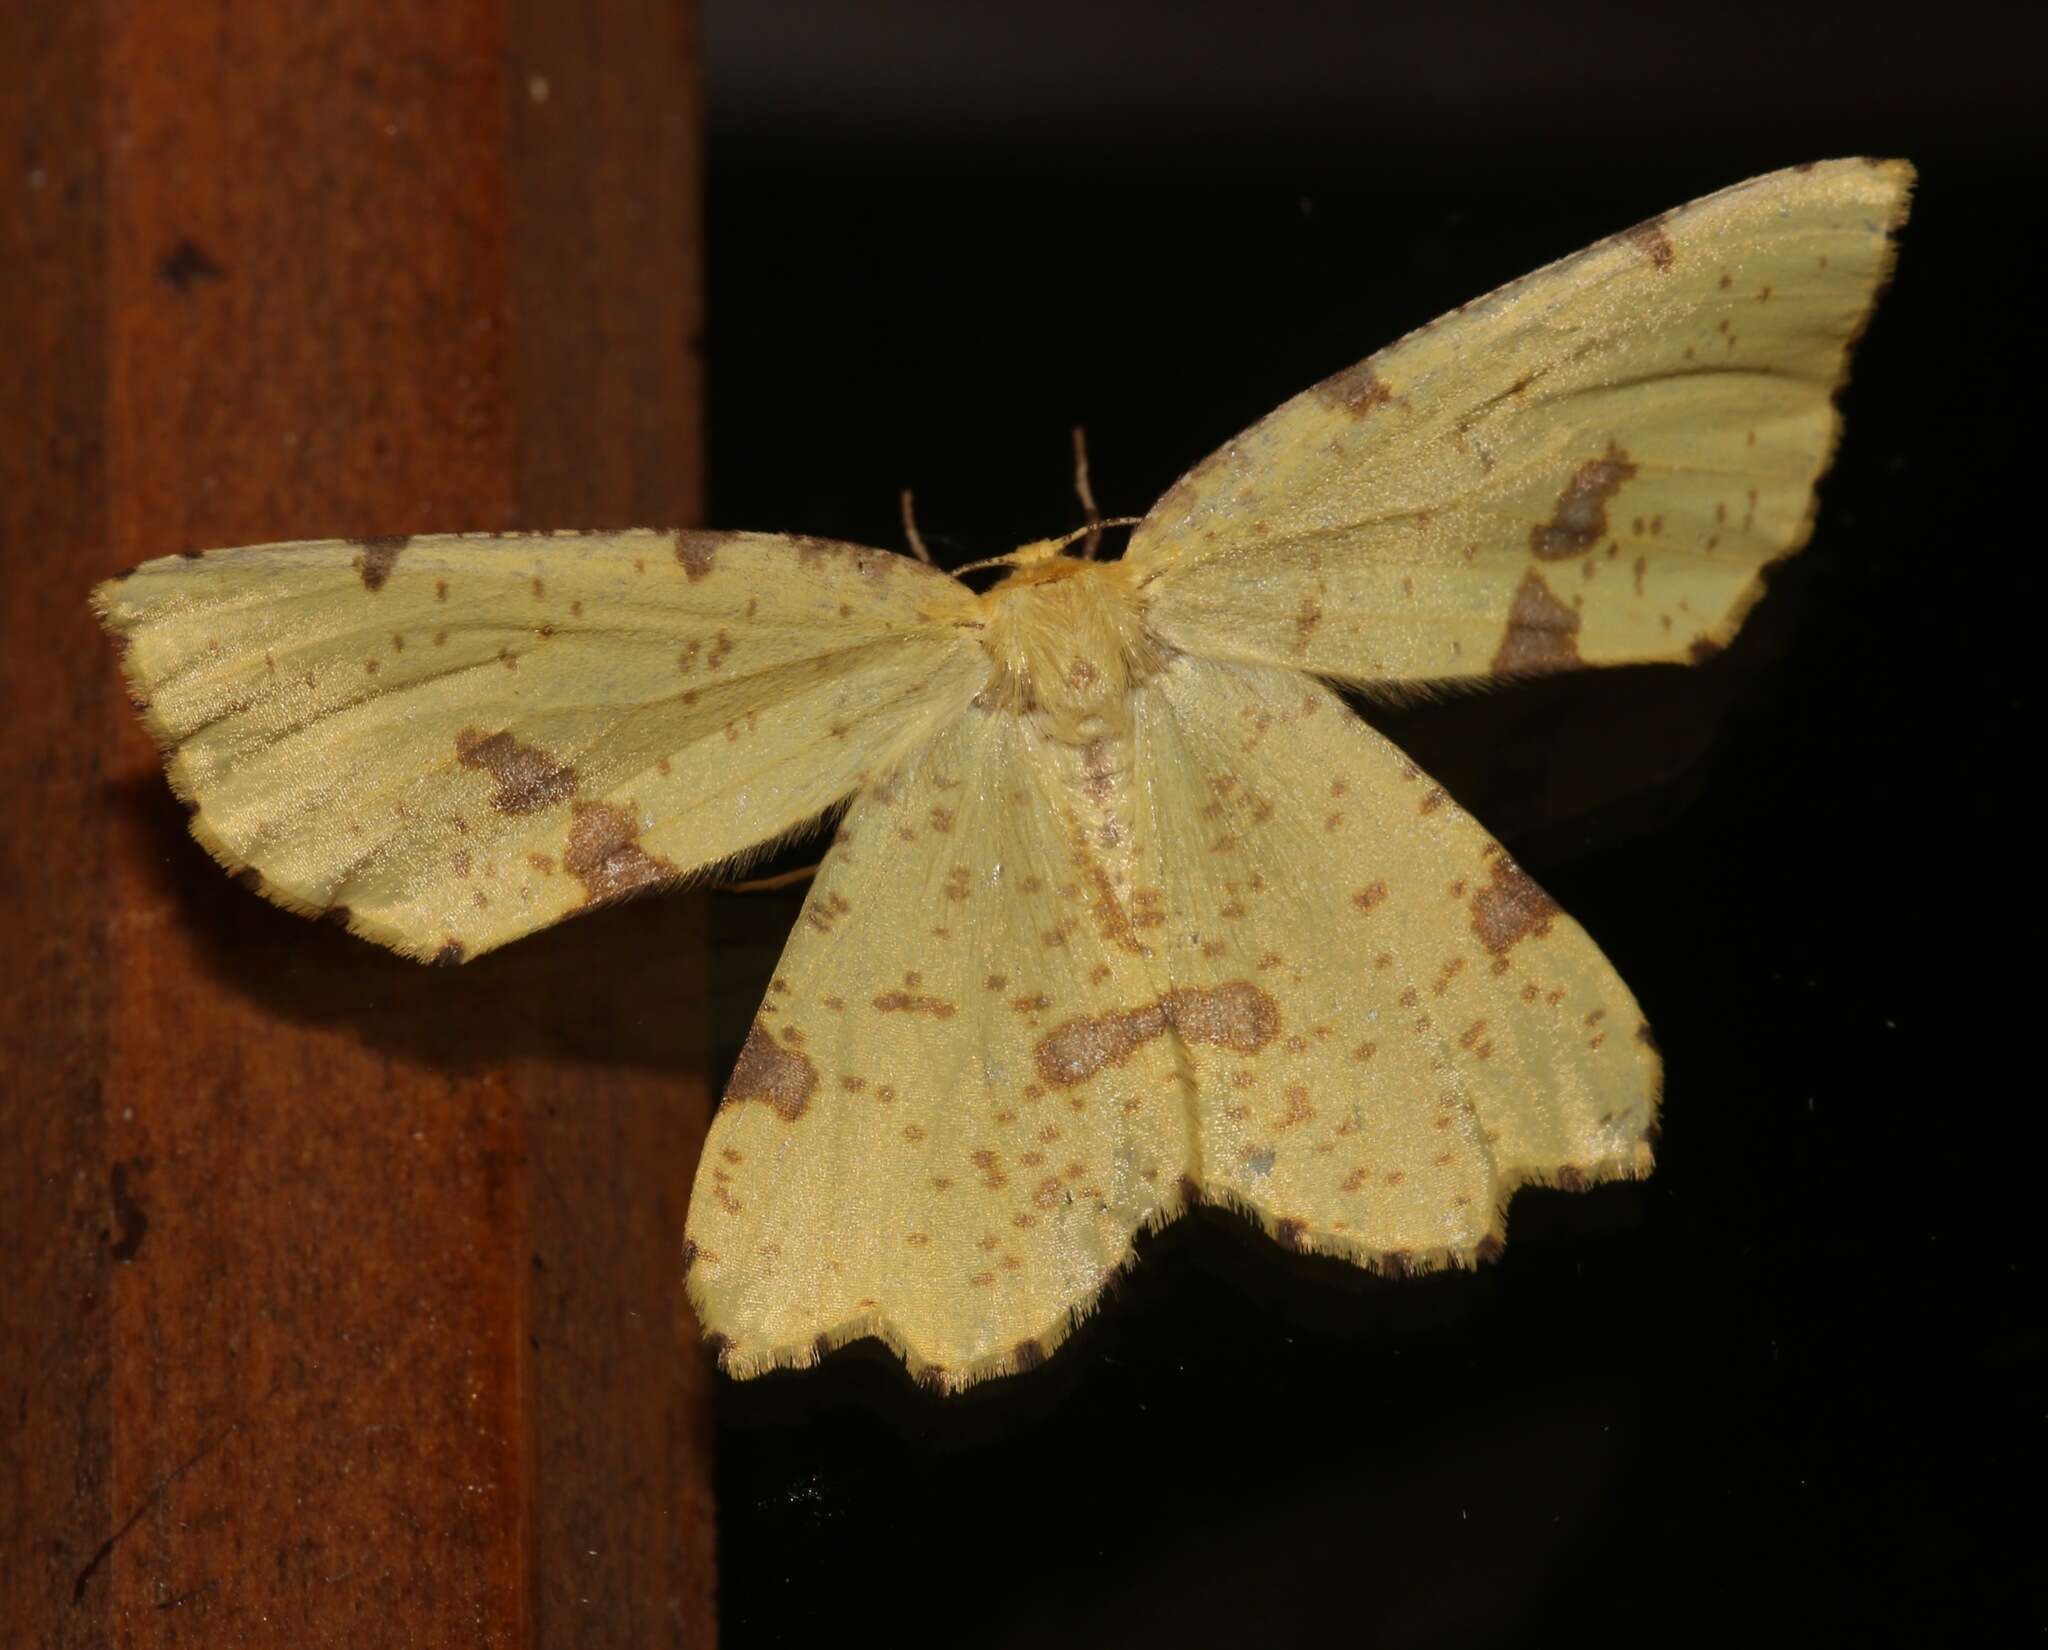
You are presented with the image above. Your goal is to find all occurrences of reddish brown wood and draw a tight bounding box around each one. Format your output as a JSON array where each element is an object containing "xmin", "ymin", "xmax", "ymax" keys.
[
  {"xmin": 1, "ymin": 7, "xmax": 114, "ymax": 1646},
  {"xmin": 4, "ymin": 4, "xmax": 713, "ymax": 1645}
]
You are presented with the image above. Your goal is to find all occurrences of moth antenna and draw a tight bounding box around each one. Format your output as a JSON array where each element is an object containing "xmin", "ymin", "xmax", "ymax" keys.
[
  {"xmin": 1072, "ymin": 425, "xmax": 1103, "ymax": 558},
  {"xmin": 717, "ymin": 863, "xmax": 820, "ymax": 895},
  {"xmin": 952, "ymin": 553, "xmax": 1015, "ymax": 577},
  {"xmin": 899, "ymin": 488, "xmax": 934, "ymax": 565},
  {"xmin": 1051, "ymin": 516, "xmax": 1141, "ymax": 555}
]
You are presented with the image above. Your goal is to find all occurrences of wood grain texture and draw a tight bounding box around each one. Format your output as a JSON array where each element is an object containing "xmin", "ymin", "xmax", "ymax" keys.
[
  {"xmin": 0, "ymin": 6, "xmax": 114, "ymax": 1645},
  {"xmin": 3, "ymin": 3, "xmax": 713, "ymax": 1645}
]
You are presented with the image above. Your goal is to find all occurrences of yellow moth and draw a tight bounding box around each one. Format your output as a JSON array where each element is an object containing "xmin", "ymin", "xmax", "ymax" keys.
[{"xmin": 97, "ymin": 158, "xmax": 1911, "ymax": 1392}]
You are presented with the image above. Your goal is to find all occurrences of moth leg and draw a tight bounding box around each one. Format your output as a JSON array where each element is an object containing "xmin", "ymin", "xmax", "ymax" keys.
[{"xmin": 716, "ymin": 863, "xmax": 820, "ymax": 895}]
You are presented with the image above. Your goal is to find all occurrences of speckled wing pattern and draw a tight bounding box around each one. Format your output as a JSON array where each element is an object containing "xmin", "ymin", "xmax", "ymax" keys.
[
  {"xmin": 95, "ymin": 159, "xmax": 1912, "ymax": 1396},
  {"xmin": 1124, "ymin": 158, "xmax": 1913, "ymax": 683},
  {"xmin": 95, "ymin": 531, "xmax": 982, "ymax": 961},
  {"xmin": 686, "ymin": 701, "xmax": 1198, "ymax": 1390},
  {"xmin": 1140, "ymin": 657, "xmax": 1655, "ymax": 1265}
]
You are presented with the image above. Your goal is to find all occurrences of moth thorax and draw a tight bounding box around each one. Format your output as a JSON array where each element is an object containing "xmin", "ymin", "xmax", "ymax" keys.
[{"xmin": 976, "ymin": 556, "xmax": 1156, "ymax": 733}]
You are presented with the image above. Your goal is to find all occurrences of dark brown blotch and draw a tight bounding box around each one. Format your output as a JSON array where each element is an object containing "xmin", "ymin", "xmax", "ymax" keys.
[
  {"xmin": 455, "ymin": 726, "xmax": 578, "ymax": 815},
  {"xmin": 1619, "ymin": 215, "xmax": 1675, "ymax": 272},
  {"xmin": 1031, "ymin": 981, "xmax": 1281, "ymax": 1089},
  {"xmin": 109, "ymin": 1159, "xmax": 151, "ymax": 1262},
  {"xmin": 351, "ymin": 534, "xmax": 412, "ymax": 592},
  {"xmin": 1163, "ymin": 981, "xmax": 1281, "ymax": 1053},
  {"xmin": 1033, "ymin": 1003, "xmax": 1166, "ymax": 1088},
  {"xmin": 156, "ymin": 236, "xmax": 225, "ymax": 291},
  {"xmin": 1274, "ymin": 1217, "xmax": 1309, "ymax": 1252},
  {"xmin": 1012, "ymin": 1339, "xmax": 1047, "ymax": 1373},
  {"xmin": 674, "ymin": 530, "xmax": 719, "ymax": 582},
  {"xmin": 872, "ymin": 991, "xmax": 957, "ymax": 1018},
  {"xmin": 431, "ymin": 939, "xmax": 466, "ymax": 966},
  {"xmin": 563, "ymin": 799, "xmax": 676, "ymax": 906},
  {"xmin": 1311, "ymin": 360, "xmax": 1394, "ymax": 418},
  {"xmin": 725, "ymin": 1018, "xmax": 818, "ymax": 1122},
  {"xmin": 1492, "ymin": 567, "xmax": 1583, "ymax": 675},
  {"xmin": 1529, "ymin": 445, "xmax": 1637, "ymax": 561},
  {"xmin": 1468, "ymin": 853, "xmax": 1558, "ymax": 955}
]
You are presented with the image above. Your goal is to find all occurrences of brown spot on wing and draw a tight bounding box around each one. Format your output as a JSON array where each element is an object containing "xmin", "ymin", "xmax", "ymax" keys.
[
  {"xmin": 350, "ymin": 535, "xmax": 411, "ymax": 591},
  {"xmin": 1034, "ymin": 1003, "xmax": 1164, "ymax": 1087},
  {"xmin": 1292, "ymin": 594, "xmax": 1324, "ymax": 651},
  {"xmin": 1530, "ymin": 445, "xmax": 1637, "ymax": 560},
  {"xmin": 674, "ymin": 530, "xmax": 719, "ymax": 582},
  {"xmin": 455, "ymin": 727, "xmax": 578, "ymax": 815},
  {"xmin": 1492, "ymin": 568, "xmax": 1583, "ymax": 675},
  {"xmin": 1165, "ymin": 981, "xmax": 1280, "ymax": 1051},
  {"xmin": 1469, "ymin": 853, "xmax": 1559, "ymax": 955},
  {"xmin": 725, "ymin": 1019, "xmax": 818, "ymax": 1122},
  {"xmin": 1033, "ymin": 981, "xmax": 1280, "ymax": 1087},
  {"xmin": 564, "ymin": 800, "xmax": 676, "ymax": 905},
  {"xmin": 1312, "ymin": 361, "xmax": 1394, "ymax": 417},
  {"xmin": 872, "ymin": 992, "xmax": 958, "ymax": 1018},
  {"xmin": 1619, "ymin": 215, "xmax": 1675, "ymax": 272},
  {"xmin": 1074, "ymin": 848, "xmax": 1148, "ymax": 958}
]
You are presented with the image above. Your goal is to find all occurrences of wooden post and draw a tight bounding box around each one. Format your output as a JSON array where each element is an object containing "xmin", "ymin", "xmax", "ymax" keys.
[{"xmin": 2, "ymin": 4, "xmax": 717, "ymax": 1644}]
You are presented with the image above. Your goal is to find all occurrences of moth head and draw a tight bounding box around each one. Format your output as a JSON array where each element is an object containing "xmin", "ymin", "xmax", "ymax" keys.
[{"xmin": 972, "ymin": 548, "xmax": 1156, "ymax": 728}]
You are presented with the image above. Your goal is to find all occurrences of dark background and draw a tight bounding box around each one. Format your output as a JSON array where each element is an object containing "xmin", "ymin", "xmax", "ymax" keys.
[{"xmin": 691, "ymin": 4, "xmax": 2042, "ymax": 1646}]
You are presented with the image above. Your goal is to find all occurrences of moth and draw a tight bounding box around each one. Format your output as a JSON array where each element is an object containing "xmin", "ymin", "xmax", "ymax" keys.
[{"xmin": 98, "ymin": 158, "xmax": 1912, "ymax": 1391}]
